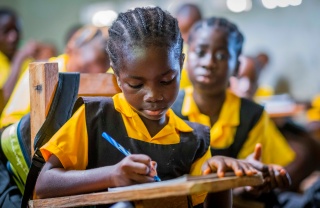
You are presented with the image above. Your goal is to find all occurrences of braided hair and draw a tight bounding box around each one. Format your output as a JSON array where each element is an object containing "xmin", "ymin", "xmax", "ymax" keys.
[
  {"xmin": 188, "ymin": 17, "xmax": 244, "ymax": 60},
  {"xmin": 67, "ymin": 25, "xmax": 109, "ymax": 52},
  {"xmin": 107, "ymin": 7, "xmax": 183, "ymax": 74}
]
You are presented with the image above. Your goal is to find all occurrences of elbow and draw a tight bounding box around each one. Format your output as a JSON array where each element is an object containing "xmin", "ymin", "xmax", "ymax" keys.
[{"xmin": 35, "ymin": 171, "xmax": 53, "ymax": 199}]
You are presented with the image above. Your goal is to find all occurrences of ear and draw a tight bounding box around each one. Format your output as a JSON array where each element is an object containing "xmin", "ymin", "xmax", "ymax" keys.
[
  {"xmin": 65, "ymin": 45, "xmax": 72, "ymax": 55},
  {"xmin": 116, "ymin": 75, "xmax": 122, "ymax": 90},
  {"xmin": 232, "ymin": 59, "xmax": 240, "ymax": 77},
  {"xmin": 180, "ymin": 53, "xmax": 185, "ymax": 72}
]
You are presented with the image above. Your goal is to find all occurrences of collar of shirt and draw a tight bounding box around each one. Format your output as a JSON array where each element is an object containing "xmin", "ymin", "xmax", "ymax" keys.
[
  {"xmin": 113, "ymin": 93, "xmax": 193, "ymax": 144},
  {"xmin": 182, "ymin": 87, "xmax": 241, "ymax": 148},
  {"xmin": 182, "ymin": 87, "xmax": 240, "ymax": 126}
]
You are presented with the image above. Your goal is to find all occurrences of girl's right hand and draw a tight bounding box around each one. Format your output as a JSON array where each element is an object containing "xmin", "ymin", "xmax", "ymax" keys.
[{"xmin": 110, "ymin": 154, "xmax": 155, "ymax": 187}]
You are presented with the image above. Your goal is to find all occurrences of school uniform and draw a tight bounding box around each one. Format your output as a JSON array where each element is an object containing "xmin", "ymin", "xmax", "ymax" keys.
[
  {"xmin": 40, "ymin": 93, "xmax": 211, "ymax": 206},
  {"xmin": 0, "ymin": 54, "xmax": 69, "ymax": 128},
  {"xmin": 172, "ymin": 86, "xmax": 295, "ymax": 167}
]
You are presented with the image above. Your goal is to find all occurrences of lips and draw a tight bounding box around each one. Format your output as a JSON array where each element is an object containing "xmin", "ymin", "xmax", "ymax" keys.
[{"xmin": 144, "ymin": 108, "xmax": 165, "ymax": 116}]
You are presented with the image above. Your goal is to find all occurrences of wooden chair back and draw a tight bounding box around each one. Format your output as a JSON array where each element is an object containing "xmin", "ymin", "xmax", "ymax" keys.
[{"xmin": 29, "ymin": 62, "xmax": 120, "ymax": 156}]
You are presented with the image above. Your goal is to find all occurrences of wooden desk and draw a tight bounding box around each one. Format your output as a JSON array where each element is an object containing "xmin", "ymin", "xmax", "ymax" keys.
[
  {"xmin": 268, "ymin": 104, "xmax": 305, "ymax": 118},
  {"xmin": 29, "ymin": 173, "xmax": 263, "ymax": 208}
]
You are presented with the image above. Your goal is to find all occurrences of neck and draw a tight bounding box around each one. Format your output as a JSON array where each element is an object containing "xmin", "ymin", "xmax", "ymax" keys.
[
  {"xmin": 193, "ymin": 90, "xmax": 226, "ymax": 125},
  {"xmin": 139, "ymin": 115, "xmax": 168, "ymax": 138}
]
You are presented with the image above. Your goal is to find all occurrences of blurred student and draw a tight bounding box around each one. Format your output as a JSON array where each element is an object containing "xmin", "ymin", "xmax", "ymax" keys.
[
  {"xmin": 171, "ymin": 17, "xmax": 295, "ymax": 206},
  {"xmin": 0, "ymin": 25, "xmax": 110, "ymax": 128},
  {"xmin": 174, "ymin": 3, "xmax": 202, "ymax": 89},
  {"xmin": 230, "ymin": 54, "xmax": 320, "ymax": 192},
  {"xmin": 33, "ymin": 42, "xmax": 57, "ymax": 61},
  {"xmin": 0, "ymin": 8, "xmax": 39, "ymax": 112},
  {"xmin": 229, "ymin": 53, "xmax": 273, "ymax": 100},
  {"xmin": 231, "ymin": 55, "xmax": 320, "ymax": 208}
]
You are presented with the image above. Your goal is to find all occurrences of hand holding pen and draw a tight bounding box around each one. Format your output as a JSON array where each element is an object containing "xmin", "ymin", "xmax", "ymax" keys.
[{"xmin": 102, "ymin": 132, "xmax": 161, "ymax": 182}]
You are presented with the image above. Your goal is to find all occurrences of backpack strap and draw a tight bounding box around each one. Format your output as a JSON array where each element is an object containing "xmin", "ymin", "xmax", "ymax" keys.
[
  {"xmin": 21, "ymin": 72, "xmax": 80, "ymax": 208},
  {"xmin": 171, "ymin": 90, "xmax": 188, "ymax": 120}
]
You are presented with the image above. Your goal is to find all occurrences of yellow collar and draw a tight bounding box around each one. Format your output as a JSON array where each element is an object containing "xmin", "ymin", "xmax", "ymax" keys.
[
  {"xmin": 182, "ymin": 87, "xmax": 240, "ymax": 127},
  {"xmin": 113, "ymin": 93, "xmax": 193, "ymax": 138}
]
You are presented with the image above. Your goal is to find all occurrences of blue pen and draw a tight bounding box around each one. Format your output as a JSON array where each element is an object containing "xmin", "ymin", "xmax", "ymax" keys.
[{"xmin": 102, "ymin": 132, "xmax": 161, "ymax": 182}]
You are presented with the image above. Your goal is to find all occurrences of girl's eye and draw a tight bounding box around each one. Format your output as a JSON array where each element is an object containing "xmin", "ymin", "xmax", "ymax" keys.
[
  {"xmin": 195, "ymin": 48, "xmax": 206, "ymax": 57},
  {"xmin": 161, "ymin": 78, "xmax": 175, "ymax": 85},
  {"xmin": 128, "ymin": 83, "xmax": 143, "ymax": 89},
  {"xmin": 215, "ymin": 52, "xmax": 229, "ymax": 61}
]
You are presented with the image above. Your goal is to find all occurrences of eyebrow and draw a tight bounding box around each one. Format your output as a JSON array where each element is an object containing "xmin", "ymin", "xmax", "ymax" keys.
[{"xmin": 127, "ymin": 69, "xmax": 176, "ymax": 80}]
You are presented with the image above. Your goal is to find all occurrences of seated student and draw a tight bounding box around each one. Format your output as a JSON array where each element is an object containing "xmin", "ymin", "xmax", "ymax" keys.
[
  {"xmin": 33, "ymin": 42, "xmax": 58, "ymax": 61},
  {"xmin": 0, "ymin": 8, "xmax": 40, "ymax": 113},
  {"xmin": 229, "ymin": 54, "xmax": 273, "ymax": 100},
  {"xmin": 230, "ymin": 55, "xmax": 320, "ymax": 208},
  {"xmin": 35, "ymin": 7, "xmax": 257, "ymax": 208},
  {"xmin": 230, "ymin": 54, "xmax": 319, "ymax": 192},
  {"xmin": 171, "ymin": 16, "xmax": 294, "ymax": 205},
  {"xmin": 174, "ymin": 3, "xmax": 202, "ymax": 89},
  {"xmin": 0, "ymin": 25, "xmax": 110, "ymax": 128}
]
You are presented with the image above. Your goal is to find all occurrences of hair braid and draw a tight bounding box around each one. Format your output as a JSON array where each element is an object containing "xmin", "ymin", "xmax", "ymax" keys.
[
  {"xmin": 107, "ymin": 7, "xmax": 183, "ymax": 74},
  {"xmin": 188, "ymin": 17, "xmax": 244, "ymax": 59}
]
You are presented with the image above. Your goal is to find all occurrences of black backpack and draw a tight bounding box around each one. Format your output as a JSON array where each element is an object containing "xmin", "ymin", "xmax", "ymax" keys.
[{"xmin": 21, "ymin": 72, "xmax": 80, "ymax": 207}]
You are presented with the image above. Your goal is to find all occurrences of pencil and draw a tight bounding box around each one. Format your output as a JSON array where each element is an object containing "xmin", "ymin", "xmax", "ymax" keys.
[{"xmin": 102, "ymin": 132, "xmax": 161, "ymax": 182}]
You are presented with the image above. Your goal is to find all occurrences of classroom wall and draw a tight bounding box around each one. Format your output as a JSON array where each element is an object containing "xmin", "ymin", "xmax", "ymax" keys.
[{"xmin": 1, "ymin": 0, "xmax": 319, "ymax": 102}]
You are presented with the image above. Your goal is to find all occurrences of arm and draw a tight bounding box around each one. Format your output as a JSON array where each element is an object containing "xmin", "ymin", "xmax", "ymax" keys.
[
  {"xmin": 35, "ymin": 154, "xmax": 155, "ymax": 199},
  {"xmin": 35, "ymin": 105, "xmax": 154, "ymax": 199},
  {"xmin": 2, "ymin": 41, "xmax": 39, "ymax": 102}
]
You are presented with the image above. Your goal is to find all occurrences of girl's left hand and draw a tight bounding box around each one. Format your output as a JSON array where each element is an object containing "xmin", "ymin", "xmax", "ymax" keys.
[{"xmin": 202, "ymin": 156, "xmax": 258, "ymax": 177}]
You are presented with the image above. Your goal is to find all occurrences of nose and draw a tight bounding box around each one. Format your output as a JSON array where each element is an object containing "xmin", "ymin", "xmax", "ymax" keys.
[
  {"xmin": 201, "ymin": 53, "xmax": 216, "ymax": 70},
  {"xmin": 144, "ymin": 85, "xmax": 163, "ymax": 103},
  {"xmin": 7, "ymin": 29, "xmax": 19, "ymax": 43}
]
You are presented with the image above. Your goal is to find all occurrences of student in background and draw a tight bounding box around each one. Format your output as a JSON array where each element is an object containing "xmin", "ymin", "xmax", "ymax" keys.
[
  {"xmin": 0, "ymin": 25, "xmax": 110, "ymax": 128},
  {"xmin": 174, "ymin": 3, "xmax": 202, "ymax": 89},
  {"xmin": 229, "ymin": 54, "xmax": 273, "ymax": 100},
  {"xmin": 230, "ymin": 54, "xmax": 319, "ymax": 192},
  {"xmin": 35, "ymin": 7, "xmax": 257, "ymax": 208},
  {"xmin": 33, "ymin": 42, "xmax": 58, "ymax": 61},
  {"xmin": 171, "ymin": 16, "xmax": 295, "ymax": 206},
  {"xmin": 230, "ymin": 52, "xmax": 320, "ymax": 208},
  {"xmin": 0, "ymin": 8, "xmax": 40, "ymax": 113}
]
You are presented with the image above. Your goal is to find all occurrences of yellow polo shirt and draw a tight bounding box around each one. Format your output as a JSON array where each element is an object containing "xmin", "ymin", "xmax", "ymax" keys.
[
  {"xmin": 181, "ymin": 87, "xmax": 295, "ymax": 167},
  {"xmin": 41, "ymin": 93, "xmax": 211, "ymax": 205},
  {"xmin": 307, "ymin": 94, "xmax": 320, "ymax": 122},
  {"xmin": 0, "ymin": 54, "xmax": 69, "ymax": 128},
  {"xmin": 0, "ymin": 51, "xmax": 31, "ymax": 88}
]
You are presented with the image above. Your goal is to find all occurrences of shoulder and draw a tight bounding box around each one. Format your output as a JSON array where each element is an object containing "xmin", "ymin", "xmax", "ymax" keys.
[
  {"xmin": 183, "ymin": 120, "xmax": 210, "ymax": 142},
  {"xmin": 240, "ymin": 97, "xmax": 264, "ymax": 117},
  {"xmin": 72, "ymin": 96, "xmax": 114, "ymax": 115}
]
